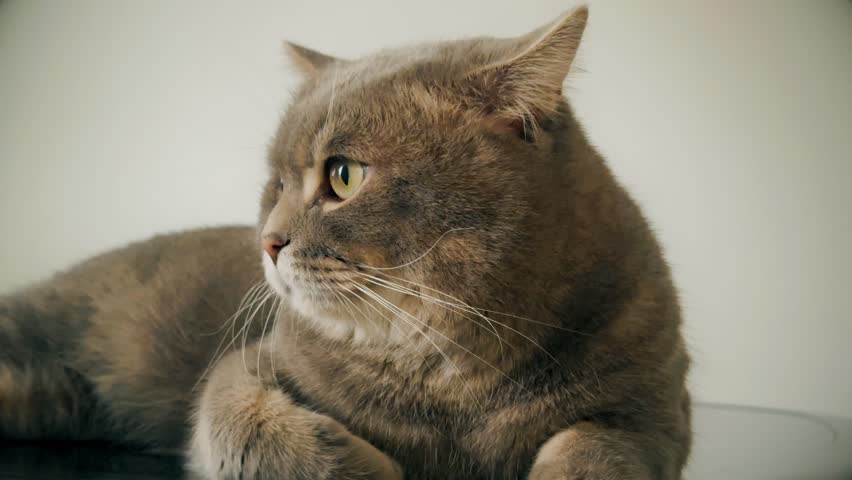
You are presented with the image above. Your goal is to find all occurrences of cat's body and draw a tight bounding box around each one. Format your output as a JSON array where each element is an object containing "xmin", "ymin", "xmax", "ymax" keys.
[
  {"xmin": 0, "ymin": 8, "xmax": 692, "ymax": 479},
  {"xmin": 0, "ymin": 227, "xmax": 261, "ymax": 446}
]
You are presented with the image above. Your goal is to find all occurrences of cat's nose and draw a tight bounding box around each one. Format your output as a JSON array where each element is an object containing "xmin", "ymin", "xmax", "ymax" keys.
[{"xmin": 262, "ymin": 234, "xmax": 290, "ymax": 264}]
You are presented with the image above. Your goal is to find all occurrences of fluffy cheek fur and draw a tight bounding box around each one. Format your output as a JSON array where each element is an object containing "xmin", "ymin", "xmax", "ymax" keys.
[
  {"xmin": 261, "ymin": 253, "xmax": 327, "ymax": 330},
  {"xmin": 262, "ymin": 251, "xmax": 397, "ymax": 344}
]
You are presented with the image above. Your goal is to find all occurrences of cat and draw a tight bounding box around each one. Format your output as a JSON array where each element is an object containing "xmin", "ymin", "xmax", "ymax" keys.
[{"xmin": 0, "ymin": 7, "xmax": 692, "ymax": 480}]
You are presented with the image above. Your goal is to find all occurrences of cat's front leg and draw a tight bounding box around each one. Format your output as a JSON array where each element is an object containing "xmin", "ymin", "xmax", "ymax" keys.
[
  {"xmin": 189, "ymin": 344, "xmax": 402, "ymax": 480},
  {"xmin": 528, "ymin": 421, "xmax": 686, "ymax": 480}
]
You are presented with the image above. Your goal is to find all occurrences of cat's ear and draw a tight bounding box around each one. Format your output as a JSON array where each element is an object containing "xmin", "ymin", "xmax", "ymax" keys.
[
  {"xmin": 463, "ymin": 7, "xmax": 588, "ymax": 136},
  {"xmin": 284, "ymin": 41, "xmax": 341, "ymax": 77}
]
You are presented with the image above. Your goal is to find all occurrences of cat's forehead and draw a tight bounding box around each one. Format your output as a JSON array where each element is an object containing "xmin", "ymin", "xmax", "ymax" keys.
[
  {"xmin": 275, "ymin": 43, "xmax": 483, "ymax": 170},
  {"xmin": 334, "ymin": 36, "xmax": 518, "ymax": 91},
  {"xmin": 271, "ymin": 32, "xmax": 517, "ymax": 174}
]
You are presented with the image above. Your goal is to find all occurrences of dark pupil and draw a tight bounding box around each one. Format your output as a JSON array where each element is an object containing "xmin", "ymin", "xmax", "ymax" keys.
[{"xmin": 339, "ymin": 163, "xmax": 349, "ymax": 185}]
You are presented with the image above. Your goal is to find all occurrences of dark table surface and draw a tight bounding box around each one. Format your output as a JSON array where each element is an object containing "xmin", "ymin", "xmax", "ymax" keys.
[
  {"xmin": 1, "ymin": 403, "xmax": 850, "ymax": 480},
  {"xmin": 0, "ymin": 443, "xmax": 184, "ymax": 480}
]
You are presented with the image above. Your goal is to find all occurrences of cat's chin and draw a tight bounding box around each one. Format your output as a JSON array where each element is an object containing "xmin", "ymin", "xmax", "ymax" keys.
[{"xmin": 292, "ymin": 293, "xmax": 392, "ymax": 344}]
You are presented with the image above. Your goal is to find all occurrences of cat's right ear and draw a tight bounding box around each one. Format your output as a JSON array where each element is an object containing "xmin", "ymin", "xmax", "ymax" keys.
[{"xmin": 284, "ymin": 41, "xmax": 342, "ymax": 77}]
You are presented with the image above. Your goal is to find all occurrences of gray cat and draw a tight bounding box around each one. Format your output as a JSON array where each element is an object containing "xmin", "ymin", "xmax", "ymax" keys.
[{"xmin": 0, "ymin": 7, "xmax": 692, "ymax": 479}]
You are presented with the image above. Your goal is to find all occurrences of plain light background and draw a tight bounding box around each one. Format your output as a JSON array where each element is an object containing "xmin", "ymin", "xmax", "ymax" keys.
[{"xmin": 1, "ymin": 1, "xmax": 850, "ymax": 420}]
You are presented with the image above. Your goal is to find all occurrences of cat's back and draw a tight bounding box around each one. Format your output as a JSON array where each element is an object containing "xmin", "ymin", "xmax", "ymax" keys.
[
  {"xmin": 1, "ymin": 225, "xmax": 265, "ymax": 446},
  {"xmin": 11, "ymin": 225, "xmax": 263, "ymax": 318}
]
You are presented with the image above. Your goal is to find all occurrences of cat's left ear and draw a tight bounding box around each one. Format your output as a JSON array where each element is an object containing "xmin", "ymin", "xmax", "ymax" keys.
[
  {"xmin": 463, "ymin": 7, "xmax": 588, "ymax": 135},
  {"xmin": 285, "ymin": 41, "xmax": 343, "ymax": 77}
]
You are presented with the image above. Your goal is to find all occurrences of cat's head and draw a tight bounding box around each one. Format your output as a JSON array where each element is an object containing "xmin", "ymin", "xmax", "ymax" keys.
[{"xmin": 259, "ymin": 8, "xmax": 596, "ymax": 342}]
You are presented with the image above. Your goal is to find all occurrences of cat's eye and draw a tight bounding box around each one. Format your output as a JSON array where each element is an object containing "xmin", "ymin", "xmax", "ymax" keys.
[
  {"xmin": 327, "ymin": 156, "xmax": 365, "ymax": 200},
  {"xmin": 276, "ymin": 179, "xmax": 284, "ymax": 191}
]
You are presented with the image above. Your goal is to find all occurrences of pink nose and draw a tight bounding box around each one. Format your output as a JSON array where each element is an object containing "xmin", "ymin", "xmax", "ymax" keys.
[{"xmin": 263, "ymin": 236, "xmax": 289, "ymax": 264}]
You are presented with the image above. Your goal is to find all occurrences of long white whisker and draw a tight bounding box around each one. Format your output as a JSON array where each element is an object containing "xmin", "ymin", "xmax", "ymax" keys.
[
  {"xmin": 268, "ymin": 301, "xmax": 284, "ymax": 386},
  {"xmin": 362, "ymin": 273, "xmax": 560, "ymax": 365},
  {"xmin": 256, "ymin": 295, "xmax": 280, "ymax": 376},
  {"xmin": 346, "ymin": 286, "xmax": 430, "ymax": 365},
  {"xmin": 200, "ymin": 281, "xmax": 264, "ymax": 336},
  {"xmin": 193, "ymin": 283, "xmax": 269, "ymax": 391},
  {"xmin": 329, "ymin": 286, "xmax": 380, "ymax": 336},
  {"xmin": 354, "ymin": 284, "xmax": 483, "ymax": 410},
  {"xmin": 228, "ymin": 283, "xmax": 266, "ymax": 345},
  {"xmin": 354, "ymin": 227, "xmax": 473, "ymax": 271},
  {"xmin": 356, "ymin": 281, "xmax": 532, "ymax": 392},
  {"xmin": 331, "ymin": 288, "xmax": 358, "ymax": 321},
  {"xmin": 329, "ymin": 285, "xmax": 379, "ymax": 334},
  {"xmin": 357, "ymin": 274, "xmax": 509, "ymax": 355},
  {"xmin": 375, "ymin": 271, "xmax": 589, "ymax": 335},
  {"xmin": 240, "ymin": 289, "xmax": 275, "ymax": 375},
  {"xmin": 205, "ymin": 284, "xmax": 264, "ymax": 372},
  {"xmin": 232, "ymin": 286, "xmax": 268, "ymax": 349}
]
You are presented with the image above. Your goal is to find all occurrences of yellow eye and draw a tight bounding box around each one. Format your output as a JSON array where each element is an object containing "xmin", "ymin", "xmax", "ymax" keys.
[{"xmin": 328, "ymin": 156, "xmax": 365, "ymax": 200}]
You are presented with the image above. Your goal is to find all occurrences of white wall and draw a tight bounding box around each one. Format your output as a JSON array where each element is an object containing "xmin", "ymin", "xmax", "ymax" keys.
[{"xmin": 1, "ymin": 1, "xmax": 850, "ymax": 418}]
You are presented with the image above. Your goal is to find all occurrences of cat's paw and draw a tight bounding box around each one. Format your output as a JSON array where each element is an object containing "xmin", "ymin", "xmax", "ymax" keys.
[{"xmin": 189, "ymin": 385, "xmax": 401, "ymax": 480}]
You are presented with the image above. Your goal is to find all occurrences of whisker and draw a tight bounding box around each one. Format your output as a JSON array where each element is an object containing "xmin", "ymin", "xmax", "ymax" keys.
[
  {"xmin": 241, "ymin": 288, "xmax": 275, "ymax": 375},
  {"xmin": 256, "ymin": 295, "xmax": 280, "ymax": 376},
  {"xmin": 346, "ymin": 286, "xmax": 431, "ymax": 365},
  {"xmin": 375, "ymin": 271, "xmax": 591, "ymax": 335},
  {"xmin": 330, "ymin": 287, "xmax": 360, "ymax": 322},
  {"xmin": 354, "ymin": 284, "xmax": 483, "ymax": 410},
  {"xmin": 268, "ymin": 300, "xmax": 284, "ymax": 386},
  {"xmin": 362, "ymin": 273, "xmax": 561, "ymax": 365},
  {"xmin": 357, "ymin": 274, "xmax": 510, "ymax": 355},
  {"xmin": 329, "ymin": 287, "xmax": 377, "ymax": 334},
  {"xmin": 229, "ymin": 283, "xmax": 267, "ymax": 345},
  {"xmin": 212, "ymin": 286, "xmax": 266, "ymax": 373},
  {"xmin": 353, "ymin": 227, "xmax": 474, "ymax": 271},
  {"xmin": 193, "ymin": 284, "xmax": 271, "ymax": 391},
  {"xmin": 329, "ymin": 284, "xmax": 384, "ymax": 336},
  {"xmin": 362, "ymin": 283, "xmax": 530, "ymax": 393},
  {"xmin": 200, "ymin": 281, "xmax": 264, "ymax": 337},
  {"xmin": 232, "ymin": 286, "xmax": 265, "ymax": 353}
]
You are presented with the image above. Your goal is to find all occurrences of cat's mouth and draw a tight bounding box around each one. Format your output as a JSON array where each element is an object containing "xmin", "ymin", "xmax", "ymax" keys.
[
  {"xmin": 263, "ymin": 252, "xmax": 350, "ymax": 299},
  {"xmin": 263, "ymin": 252, "xmax": 363, "ymax": 312},
  {"xmin": 261, "ymin": 251, "xmax": 415, "ymax": 341}
]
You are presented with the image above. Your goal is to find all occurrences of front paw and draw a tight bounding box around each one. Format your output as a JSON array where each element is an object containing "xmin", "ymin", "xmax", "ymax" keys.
[
  {"xmin": 189, "ymin": 386, "xmax": 401, "ymax": 480},
  {"xmin": 528, "ymin": 426, "xmax": 654, "ymax": 480}
]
